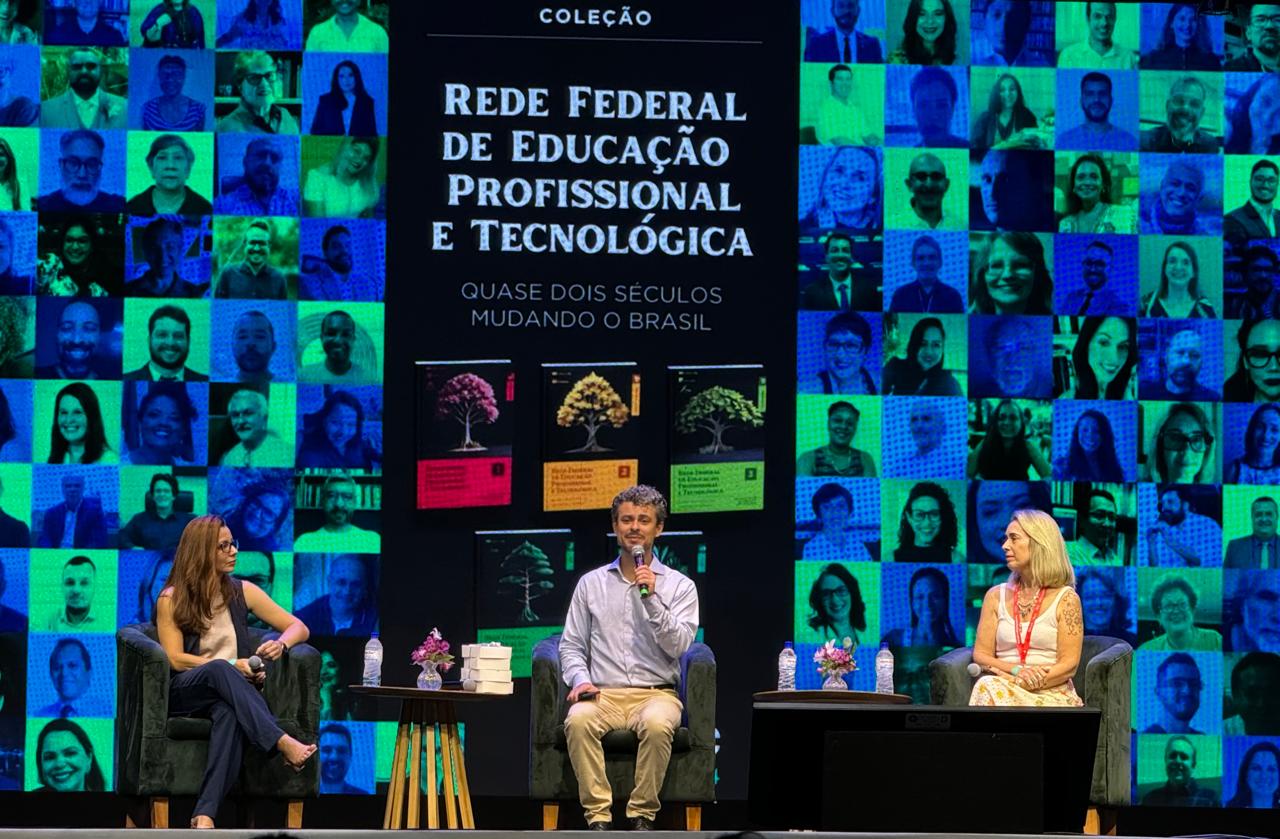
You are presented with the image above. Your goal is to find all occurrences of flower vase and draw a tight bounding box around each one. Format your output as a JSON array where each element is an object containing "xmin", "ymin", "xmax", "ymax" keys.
[
  {"xmin": 822, "ymin": 671, "xmax": 849, "ymax": 690},
  {"xmin": 417, "ymin": 662, "xmax": 442, "ymax": 691}
]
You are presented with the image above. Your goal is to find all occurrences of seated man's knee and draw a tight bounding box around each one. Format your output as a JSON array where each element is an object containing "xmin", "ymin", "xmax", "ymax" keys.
[
  {"xmin": 639, "ymin": 712, "xmax": 677, "ymax": 739},
  {"xmin": 564, "ymin": 702, "xmax": 603, "ymax": 737}
]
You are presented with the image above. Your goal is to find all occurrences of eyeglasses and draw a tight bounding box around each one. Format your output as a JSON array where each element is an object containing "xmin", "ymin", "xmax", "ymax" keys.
[
  {"xmin": 819, "ymin": 586, "xmax": 849, "ymax": 601},
  {"xmin": 908, "ymin": 509, "xmax": 942, "ymax": 523},
  {"xmin": 824, "ymin": 340, "xmax": 864, "ymax": 353},
  {"xmin": 1253, "ymin": 13, "xmax": 1280, "ymax": 27},
  {"xmin": 243, "ymin": 71, "xmax": 278, "ymax": 87},
  {"xmin": 1161, "ymin": 431, "xmax": 1213, "ymax": 452},
  {"xmin": 1159, "ymin": 599, "xmax": 1191, "ymax": 614},
  {"xmin": 60, "ymin": 157, "xmax": 103, "ymax": 174},
  {"xmin": 1245, "ymin": 347, "xmax": 1280, "ymax": 369},
  {"xmin": 218, "ymin": 538, "xmax": 239, "ymax": 553}
]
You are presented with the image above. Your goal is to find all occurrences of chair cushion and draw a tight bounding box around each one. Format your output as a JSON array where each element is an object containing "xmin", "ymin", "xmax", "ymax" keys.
[
  {"xmin": 554, "ymin": 726, "xmax": 691, "ymax": 754},
  {"xmin": 165, "ymin": 717, "xmax": 213, "ymax": 740}
]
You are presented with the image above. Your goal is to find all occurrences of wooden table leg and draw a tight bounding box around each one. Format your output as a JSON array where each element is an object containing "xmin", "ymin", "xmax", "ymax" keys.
[
  {"xmin": 385, "ymin": 702, "xmax": 412, "ymax": 829},
  {"xmin": 425, "ymin": 710, "xmax": 439, "ymax": 829},
  {"xmin": 438, "ymin": 706, "xmax": 460, "ymax": 829},
  {"xmin": 447, "ymin": 706, "xmax": 474, "ymax": 829},
  {"xmin": 408, "ymin": 700, "xmax": 424, "ymax": 829}
]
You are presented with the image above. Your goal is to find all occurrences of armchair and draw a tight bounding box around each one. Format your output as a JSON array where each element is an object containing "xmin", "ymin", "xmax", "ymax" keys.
[
  {"xmin": 530, "ymin": 634, "xmax": 716, "ymax": 830},
  {"xmin": 929, "ymin": 635, "xmax": 1133, "ymax": 812},
  {"xmin": 116, "ymin": 623, "xmax": 320, "ymax": 829}
]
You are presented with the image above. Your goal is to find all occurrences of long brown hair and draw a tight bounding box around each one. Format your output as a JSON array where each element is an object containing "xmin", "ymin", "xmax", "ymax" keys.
[{"xmin": 166, "ymin": 515, "xmax": 236, "ymax": 634}]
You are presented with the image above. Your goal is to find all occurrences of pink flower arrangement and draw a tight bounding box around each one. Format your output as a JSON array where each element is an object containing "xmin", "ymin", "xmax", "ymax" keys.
[
  {"xmin": 813, "ymin": 637, "xmax": 857, "ymax": 677},
  {"xmin": 410, "ymin": 628, "xmax": 455, "ymax": 671}
]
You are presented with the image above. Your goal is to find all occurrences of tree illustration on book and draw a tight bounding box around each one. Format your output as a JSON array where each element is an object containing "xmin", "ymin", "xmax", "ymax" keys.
[
  {"xmin": 675, "ymin": 385, "xmax": 765, "ymax": 454},
  {"xmin": 555, "ymin": 372, "xmax": 630, "ymax": 453},
  {"xmin": 435, "ymin": 372, "xmax": 499, "ymax": 451},
  {"xmin": 498, "ymin": 540, "xmax": 555, "ymax": 622}
]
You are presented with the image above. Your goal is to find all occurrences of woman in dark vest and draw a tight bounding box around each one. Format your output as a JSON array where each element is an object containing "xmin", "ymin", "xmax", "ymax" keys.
[{"xmin": 155, "ymin": 515, "xmax": 316, "ymax": 829}]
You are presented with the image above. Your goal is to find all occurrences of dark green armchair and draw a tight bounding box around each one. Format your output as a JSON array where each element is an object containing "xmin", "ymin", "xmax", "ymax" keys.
[
  {"xmin": 115, "ymin": 623, "xmax": 320, "ymax": 829},
  {"xmin": 929, "ymin": 635, "xmax": 1133, "ymax": 810},
  {"xmin": 530, "ymin": 634, "xmax": 716, "ymax": 830}
]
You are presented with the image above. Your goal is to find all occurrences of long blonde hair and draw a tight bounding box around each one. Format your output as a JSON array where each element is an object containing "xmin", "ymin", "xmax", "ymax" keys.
[
  {"xmin": 166, "ymin": 515, "xmax": 236, "ymax": 634},
  {"xmin": 1009, "ymin": 509, "xmax": 1075, "ymax": 589}
]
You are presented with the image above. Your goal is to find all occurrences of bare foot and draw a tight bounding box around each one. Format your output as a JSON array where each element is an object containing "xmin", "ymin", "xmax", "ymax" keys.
[
  {"xmin": 277, "ymin": 733, "xmax": 317, "ymax": 770},
  {"xmin": 191, "ymin": 815, "xmax": 215, "ymax": 829}
]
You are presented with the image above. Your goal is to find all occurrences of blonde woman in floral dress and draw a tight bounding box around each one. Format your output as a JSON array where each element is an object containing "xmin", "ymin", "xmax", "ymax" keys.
[{"xmin": 970, "ymin": 509, "xmax": 1085, "ymax": 707}]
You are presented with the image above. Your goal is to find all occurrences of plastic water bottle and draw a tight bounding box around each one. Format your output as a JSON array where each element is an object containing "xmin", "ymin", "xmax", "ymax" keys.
[
  {"xmin": 777, "ymin": 642, "xmax": 796, "ymax": 691},
  {"xmin": 875, "ymin": 642, "xmax": 894, "ymax": 694},
  {"xmin": 362, "ymin": 632, "xmax": 383, "ymax": 687}
]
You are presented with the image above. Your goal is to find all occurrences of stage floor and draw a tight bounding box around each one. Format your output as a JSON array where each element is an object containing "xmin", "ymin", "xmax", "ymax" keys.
[{"xmin": 0, "ymin": 831, "xmax": 1186, "ymax": 838}]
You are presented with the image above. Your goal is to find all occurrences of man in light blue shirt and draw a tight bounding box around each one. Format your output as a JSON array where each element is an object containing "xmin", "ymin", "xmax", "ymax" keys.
[
  {"xmin": 1057, "ymin": 72, "xmax": 1137, "ymax": 151},
  {"xmin": 559, "ymin": 485, "xmax": 699, "ymax": 831},
  {"xmin": 36, "ymin": 638, "xmax": 112, "ymax": 717}
]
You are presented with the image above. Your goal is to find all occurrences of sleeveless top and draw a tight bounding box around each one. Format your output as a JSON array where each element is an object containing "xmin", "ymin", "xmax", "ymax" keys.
[
  {"xmin": 994, "ymin": 584, "xmax": 1069, "ymax": 667},
  {"xmin": 177, "ymin": 577, "xmax": 253, "ymax": 667}
]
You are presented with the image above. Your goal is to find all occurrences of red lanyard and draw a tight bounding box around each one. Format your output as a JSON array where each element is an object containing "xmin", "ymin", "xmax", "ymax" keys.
[{"xmin": 1012, "ymin": 584, "xmax": 1047, "ymax": 665}]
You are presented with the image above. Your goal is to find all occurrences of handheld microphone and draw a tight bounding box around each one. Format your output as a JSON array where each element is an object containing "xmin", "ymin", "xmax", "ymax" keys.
[
  {"xmin": 632, "ymin": 544, "xmax": 650, "ymax": 597},
  {"xmin": 966, "ymin": 662, "xmax": 982, "ymax": 678},
  {"xmin": 248, "ymin": 655, "xmax": 266, "ymax": 689}
]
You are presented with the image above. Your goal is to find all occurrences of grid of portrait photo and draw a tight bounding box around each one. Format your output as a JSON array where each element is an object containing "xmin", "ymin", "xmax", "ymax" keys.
[
  {"xmin": 796, "ymin": 0, "xmax": 1280, "ymax": 809},
  {"xmin": 0, "ymin": 0, "xmax": 388, "ymax": 796}
]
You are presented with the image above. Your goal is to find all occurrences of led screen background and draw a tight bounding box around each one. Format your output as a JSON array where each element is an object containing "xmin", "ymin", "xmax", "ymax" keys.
[
  {"xmin": 796, "ymin": 0, "xmax": 1280, "ymax": 810},
  {"xmin": 0, "ymin": 0, "xmax": 388, "ymax": 796}
]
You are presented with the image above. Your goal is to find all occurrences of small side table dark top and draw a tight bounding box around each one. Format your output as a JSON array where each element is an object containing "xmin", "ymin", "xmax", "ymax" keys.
[
  {"xmin": 753, "ymin": 689, "xmax": 911, "ymax": 704},
  {"xmin": 348, "ymin": 684, "xmax": 507, "ymax": 702}
]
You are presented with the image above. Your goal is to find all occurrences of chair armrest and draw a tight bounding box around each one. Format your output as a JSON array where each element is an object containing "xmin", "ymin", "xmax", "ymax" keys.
[
  {"xmin": 681, "ymin": 643, "xmax": 716, "ymax": 748},
  {"xmin": 531, "ymin": 635, "xmax": 566, "ymax": 746},
  {"xmin": 929, "ymin": 646, "xmax": 977, "ymax": 706},
  {"xmin": 262, "ymin": 642, "xmax": 321, "ymax": 741},
  {"xmin": 117, "ymin": 624, "xmax": 172, "ymax": 740}
]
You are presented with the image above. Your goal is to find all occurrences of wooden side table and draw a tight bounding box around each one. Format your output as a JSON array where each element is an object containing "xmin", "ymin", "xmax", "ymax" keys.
[{"xmin": 349, "ymin": 685, "xmax": 505, "ymax": 829}]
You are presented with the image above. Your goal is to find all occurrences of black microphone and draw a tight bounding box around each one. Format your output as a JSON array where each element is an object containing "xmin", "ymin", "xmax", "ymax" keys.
[
  {"xmin": 632, "ymin": 544, "xmax": 650, "ymax": 597},
  {"xmin": 248, "ymin": 655, "xmax": 266, "ymax": 689}
]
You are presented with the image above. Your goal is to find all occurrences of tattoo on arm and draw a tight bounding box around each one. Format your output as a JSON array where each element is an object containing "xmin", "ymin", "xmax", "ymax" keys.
[{"xmin": 1062, "ymin": 594, "xmax": 1084, "ymax": 636}]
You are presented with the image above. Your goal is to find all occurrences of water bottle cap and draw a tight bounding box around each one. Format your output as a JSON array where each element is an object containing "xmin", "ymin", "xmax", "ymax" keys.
[
  {"xmin": 370, "ymin": 632, "xmax": 379, "ymax": 638},
  {"xmin": 784, "ymin": 641, "xmax": 793, "ymax": 649},
  {"xmin": 880, "ymin": 641, "xmax": 889, "ymax": 649}
]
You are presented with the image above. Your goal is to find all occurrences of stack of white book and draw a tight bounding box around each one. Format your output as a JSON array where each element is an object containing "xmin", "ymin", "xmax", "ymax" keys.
[{"xmin": 459, "ymin": 643, "xmax": 514, "ymax": 694}]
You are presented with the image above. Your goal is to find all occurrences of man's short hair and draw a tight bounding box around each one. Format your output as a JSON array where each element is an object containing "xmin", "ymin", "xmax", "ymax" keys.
[
  {"xmin": 1157, "ymin": 483, "xmax": 1190, "ymax": 504},
  {"xmin": 230, "ymin": 388, "xmax": 268, "ymax": 413},
  {"xmin": 319, "ymin": 722, "xmax": 353, "ymax": 746},
  {"xmin": 49, "ymin": 638, "xmax": 91, "ymax": 671},
  {"xmin": 232, "ymin": 50, "xmax": 275, "ymax": 88},
  {"xmin": 1157, "ymin": 651, "xmax": 1200, "ymax": 684},
  {"xmin": 1170, "ymin": 75, "xmax": 1206, "ymax": 102},
  {"xmin": 149, "ymin": 473, "xmax": 179, "ymax": 497},
  {"xmin": 823, "ymin": 231, "xmax": 853, "ymax": 253},
  {"xmin": 1253, "ymin": 159, "xmax": 1280, "ymax": 179},
  {"xmin": 910, "ymin": 67, "xmax": 957, "ymax": 106},
  {"xmin": 149, "ymin": 304, "xmax": 192, "ymax": 336},
  {"xmin": 63, "ymin": 555, "xmax": 96, "ymax": 573},
  {"xmin": 1086, "ymin": 240, "xmax": 1114, "ymax": 256},
  {"xmin": 322, "ymin": 473, "xmax": 358, "ymax": 498},
  {"xmin": 322, "ymin": 224, "xmax": 352, "ymax": 251},
  {"xmin": 811, "ymin": 482, "xmax": 853, "ymax": 516},
  {"xmin": 157, "ymin": 53, "xmax": 187, "ymax": 71},
  {"xmin": 246, "ymin": 218, "xmax": 272, "ymax": 239},
  {"xmin": 1246, "ymin": 244, "xmax": 1279, "ymax": 267},
  {"xmin": 1254, "ymin": 496, "xmax": 1278, "ymax": 510},
  {"xmin": 238, "ymin": 309, "xmax": 276, "ymax": 341},
  {"xmin": 1082, "ymin": 489, "xmax": 1117, "ymax": 516},
  {"xmin": 828, "ymin": 63, "xmax": 852, "ymax": 82},
  {"xmin": 1230, "ymin": 651, "xmax": 1280, "ymax": 695},
  {"xmin": 824, "ymin": 311, "xmax": 872, "ymax": 347},
  {"xmin": 911, "ymin": 234, "xmax": 942, "ymax": 260},
  {"xmin": 1081, "ymin": 72, "xmax": 1113, "ymax": 94},
  {"xmin": 610, "ymin": 484, "xmax": 669, "ymax": 525},
  {"xmin": 1166, "ymin": 734, "xmax": 1196, "ymax": 761},
  {"xmin": 65, "ymin": 47, "xmax": 103, "ymax": 65},
  {"xmin": 142, "ymin": 217, "xmax": 184, "ymax": 251},
  {"xmin": 59, "ymin": 129, "xmax": 105, "ymax": 155}
]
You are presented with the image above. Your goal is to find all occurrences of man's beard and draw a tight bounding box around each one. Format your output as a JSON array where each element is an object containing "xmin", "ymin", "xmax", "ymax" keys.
[
  {"xmin": 1160, "ymin": 508, "xmax": 1187, "ymax": 526},
  {"xmin": 70, "ymin": 77, "xmax": 99, "ymax": 98}
]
